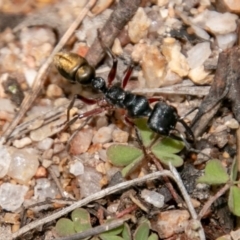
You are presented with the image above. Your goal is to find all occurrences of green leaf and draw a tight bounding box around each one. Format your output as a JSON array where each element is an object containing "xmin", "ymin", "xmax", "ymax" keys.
[
  {"xmin": 107, "ymin": 144, "xmax": 143, "ymax": 167},
  {"xmin": 100, "ymin": 236, "xmax": 124, "ymax": 240},
  {"xmin": 55, "ymin": 218, "xmax": 75, "ymax": 237},
  {"xmin": 152, "ymin": 150, "xmax": 183, "ymax": 167},
  {"xmin": 197, "ymin": 159, "xmax": 229, "ymax": 185},
  {"xmin": 71, "ymin": 208, "xmax": 92, "ymax": 233},
  {"xmin": 122, "ymin": 223, "xmax": 131, "ymax": 240},
  {"xmin": 228, "ymin": 186, "xmax": 240, "ymax": 216},
  {"xmin": 121, "ymin": 155, "xmax": 144, "ymax": 177},
  {"xmin": 151, "ymin": 137, "xmax": 185, "ymax": 154},
  {"xmin": 134, "ymin": 118, "xmax": 155, "ymax": 147},
  {"xmin": 148, "ymin": 233, "xmax": 158, "ymax": 240},
  {"xmin": 133, "ymin": 222, "xmax": 150, "ymax": 240},
  {"xmin": 230, "ymin": 157, "xmax": 238, "ymax": 181},
  {"xmin": 100, "ymin": 225, "xmax": 123, "ymax": 236}
]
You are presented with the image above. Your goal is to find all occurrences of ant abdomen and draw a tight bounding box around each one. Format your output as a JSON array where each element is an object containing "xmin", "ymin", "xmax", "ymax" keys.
[
  {"xmin": 148, "ymin": 102, "xmax": 178, "ymax": 135},
  {"xmin": 54, "ymin": 52, "xmax": 95, "ymax": 85}
]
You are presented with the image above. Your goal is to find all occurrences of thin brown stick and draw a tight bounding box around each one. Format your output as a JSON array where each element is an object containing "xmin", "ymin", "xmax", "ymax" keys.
[
  {"xmin": 86, "ymin": 0, "xmax": 141, "ymax": 66},
  {"xmin": 150, "ymin": 153, "xmax": 182, "ymax": 204},
  {"xmin": 198, "ymin": 183, "xmax": 230, "ymax": 220},
  {"xmin": 1, "ymin": 0, "xmax": 97, "ymax": 142}
]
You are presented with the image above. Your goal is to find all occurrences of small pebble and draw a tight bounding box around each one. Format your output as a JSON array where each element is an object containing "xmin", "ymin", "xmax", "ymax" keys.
[
  {"xmin": 112, "ymin": 38, "xmax": 123, "ymax": 56},
  {"xmin": 58, "ymin": 132, "xmax": 70, "ymax": 143},
  {"xmin": 37, "ymin": 137, "xmax": 54, "ymax": 150},
  {"xmin": 141, "ymin": 189, "xmax": 165, "ymax": 208},
  {"xmin": 157, "ymin": 0, "xmax": 169, "ymax": 7},
  {"xmin": 187, "ymin": 42, "xmax": 211, "ymax": 69},
  {"xmin": 34, "ymin": 178, "xmax": 59, "ymax": 201},
  {"xmin": 188, "ymin": 65, "xmax": 212, "ymax": 85},
  {"xmin": 70, "ymin": 128, "xmax": 93, "ymax": 155},
  {"xmin": 230, "ymin": 228, "xmax": 240, "ymax": 240},
  {"xmin": 92, "ymin": 125, "xmax": 115, "ymax": 144},
  {"xmin": 225, "ymin": 118, "xmax": 239, "ymax": 129},
  {"xmin": 217, "ymin": 0, "xmax": 240, "ymax": 14},
  {"xmin": 11, "ymin": 224, "xmax": 20, "ymax": 233},
  {"xmin": 24, "ymin": 69, "xmax": 37, "ymax": 87},
  {"xmin": 8, "ymin": 148, "xmax": 39, "ymax": 184},
  {"xmin": 78, "ymin": 167, "xmax": 102, "ymax": 197},
  {"xmin": 192, "ymin": 10, "xmax": 238, "ymax": 35},
  {"xmin": 4, "ymin": 213, "xmax": 20, "ymax": 224},
  {"xmin": 128, "ymin": 7, "xmax": 151, "ymax": 43},
  {"xmin": 46, "ymin": 84, "xmax": 63, "ymax": 98},
  {"xmin": 0, "ymin": 98, "xmax": 15, "ymax": 113},
  {"xmin": 69, "ymin": 161, "xmax": 84, "ymax": 176},
  {"xmin": 0, "ymin": 145, "xmax": 12, "ymax": 178},
  {"xmin": 42, "ymin": 149, "xmax": 53, "ymax": 159},
  {"xmin": 42, "ymin": 159, "xmax": 52, "ymax": 168},
  {"xmin": 96, "ymin": 162, "xmax": 107, "ymax": 174},
  {"xmin": 0, "ymin": 183, "xmax": 28, "ymax": 211},
  {"xmin": 151, "ymin": 210, "xmax": 190, "ymax": 239},
  {"xmin": 95, "ymin": 115, "xmax": 109, "ymax": 129},
  {"xmin": 190, "ymin": 198, "xmax": 201, "ymax": 208},
  {"xmin": 107, "ymin": 203, "xmax": 119, "ymax": 213},
  {"xmin": 112, "ymin": 129, "xmax": 129, "ymax": 143},
  {"xmin": 53, "ymin": 142, "xmax": 65, "ymax": 154},
  {"xmin": 35, "ymin": 166, "xmax": 48, "ymax": 178},
  {"xmin": 216, "ymin": 32, "xmax": 237, "ymax": 50},
  {"xmin": 161, "ymin": 38, "xmax": 189, "ymax": 77},
  {"xmin": 141, "ymin": 45, "xmax": 167, "ymax": 88}
]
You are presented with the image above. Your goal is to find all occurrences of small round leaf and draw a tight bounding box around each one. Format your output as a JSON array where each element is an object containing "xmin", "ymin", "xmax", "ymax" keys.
[
  {"xmin": 152, "ymin": 150, "xmax": 183, "ymax": 167},
  {"xmin": 134, "ymin": 118, "xmax": 155, "ymax": 147},
  {"xmin": 71, "ymin": 208, "xmax": 92, "ymax": 233},
  {"xmin": 151, "ymin": 137, "xmax": 185, "ymax": 154},
  {"xmin": 197, "ymin": 159, "xmax": 229, "ymax": 185},
  {"xmin": 133, "ymin": 221, "xmax": 150, "ymax": 240},
  {"xmin": 55, "ymin": 218, "xmax": 75, "ymax": 237},
  {"xmin": 228, "ymin": 186, "xmax": 240, "ymax": 216},
  {"xmin": 107, "ymin": 144, "xmax": 143, "ymax": 167}
]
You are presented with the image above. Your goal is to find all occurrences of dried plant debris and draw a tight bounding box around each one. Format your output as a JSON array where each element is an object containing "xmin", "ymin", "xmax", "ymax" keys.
[
  {"xmin": 2, "ymin": 75, "xmax": 24, "ymax": 106},
  {"xmin": 1, "ymin": 0, "xmax": 240, "ymax": 239}
]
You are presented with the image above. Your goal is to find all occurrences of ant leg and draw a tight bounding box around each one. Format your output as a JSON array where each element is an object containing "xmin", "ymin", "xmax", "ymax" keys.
[
  {"xmin": 67, "ymin": 94, "xmax": 97, "ymax": 122},
  {"xmin": 77, "ymin": 107, "xmax": 106, "ymax": 119},
  {"xmin": 170, "ymin": 130, "xmax": 210, "ymax": 159},
  {"xmin": 62, "ymin": 107, "xmax": 106, "ymax": 131},
  {"xmin": 97, "ymin": 30, "xmax": 118, "ymax": 87},
  {"xmin": 178, "ymin": 118, "xmax": 195, "ymax": 143},
  {"xmin": 105, "ymin": 49, "xmax": 117, "ymax": 87},
  {"xmin": 147, "ymin": 97, "xmax": 165, "ymax": 104},
  {"xmin": 121, "ymin": 64, "xmax": 134, "ymax": 89},
  {"xmin": 179, "ymin": 107, "xmax": 198, "ymax": 120},
  {"xmin": 58, "ymin": 94, "xmax": 98, "ymax": 128}
]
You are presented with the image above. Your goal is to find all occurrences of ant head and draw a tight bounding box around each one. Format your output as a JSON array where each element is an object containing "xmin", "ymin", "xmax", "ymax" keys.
[
  {"xmin": 54, "ymin": 52, "xmax": 95, "ymax": 85},
  {"xmin": 91, "ymin": 77, "xmax": 107, "ymax": 93}
]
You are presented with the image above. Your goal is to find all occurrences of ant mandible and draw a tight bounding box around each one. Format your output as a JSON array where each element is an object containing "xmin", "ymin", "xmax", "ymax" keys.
[{"xmin": 54, "ymin": 33, "xmax": 195, "ymax": 144}]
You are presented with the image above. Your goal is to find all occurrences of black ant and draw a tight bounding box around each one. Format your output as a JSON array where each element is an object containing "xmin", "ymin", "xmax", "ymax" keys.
[{"xmin": 53, "ymin": 36, "xmax": 195, "ymax": 145}]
